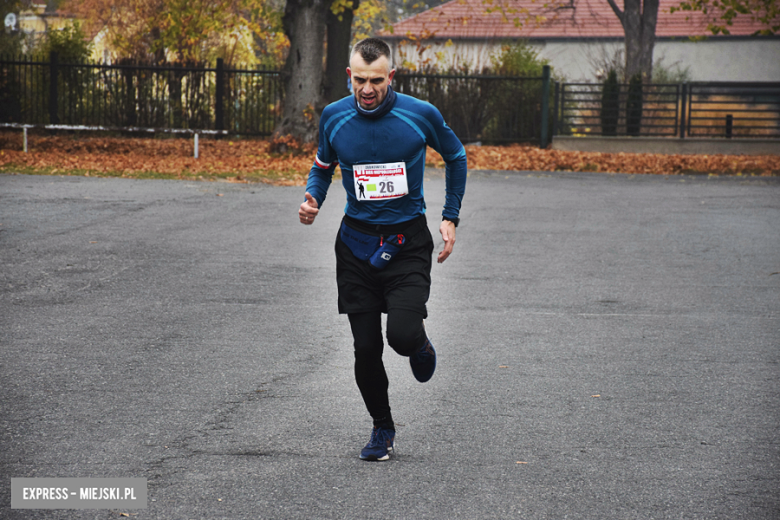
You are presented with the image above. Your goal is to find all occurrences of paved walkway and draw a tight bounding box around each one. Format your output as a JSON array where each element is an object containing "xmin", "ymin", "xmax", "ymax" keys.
[{"xmin": 1, "ymin": 171, "xmax": 778, "ymax": 519}]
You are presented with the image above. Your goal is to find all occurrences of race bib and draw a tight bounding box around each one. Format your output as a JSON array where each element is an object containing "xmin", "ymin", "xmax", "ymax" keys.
[{"xmin": 353, "ymin": 162, "xmax": 408, "ymax": 201}]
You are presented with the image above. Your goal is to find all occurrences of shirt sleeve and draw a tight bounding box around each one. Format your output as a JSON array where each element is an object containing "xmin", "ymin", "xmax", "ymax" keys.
[
  {"xmin": 304, "ymin": 111, "xmax": 339, "ymax": 208},
  {"xmin": 426, "ymin": 107, "xmax": 467, "ymax": 221}
]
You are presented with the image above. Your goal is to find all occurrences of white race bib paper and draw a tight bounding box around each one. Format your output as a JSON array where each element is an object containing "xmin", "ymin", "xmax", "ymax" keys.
[{"xmin": 353, "ymin": 162, "xmax": 408, "ymax": 201}]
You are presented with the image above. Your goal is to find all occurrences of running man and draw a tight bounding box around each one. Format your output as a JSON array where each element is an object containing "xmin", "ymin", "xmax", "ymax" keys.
[{"xmin": 298, "ymin": 37, "xmax": 467, "ymax": 461}]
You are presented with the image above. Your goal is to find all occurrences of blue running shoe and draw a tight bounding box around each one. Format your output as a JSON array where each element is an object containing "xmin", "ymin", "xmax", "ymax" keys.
[
  {"xmin": 410, "ymin": 335, "xmax": 436, "ymax": 383},
  {"xmin": 359, "ymin": 426, "xmax": 395, "ymax": 461}
]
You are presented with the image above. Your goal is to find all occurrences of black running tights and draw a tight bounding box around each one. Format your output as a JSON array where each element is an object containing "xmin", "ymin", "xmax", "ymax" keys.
[{"xmin": 348, "ymin": 310, "xmax": 426, "ymax": 428}]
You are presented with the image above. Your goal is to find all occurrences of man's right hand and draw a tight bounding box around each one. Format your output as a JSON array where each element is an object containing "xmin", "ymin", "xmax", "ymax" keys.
[{"xmin": 299, "ymin": 192, "xmax": 319, "ymax": 225}]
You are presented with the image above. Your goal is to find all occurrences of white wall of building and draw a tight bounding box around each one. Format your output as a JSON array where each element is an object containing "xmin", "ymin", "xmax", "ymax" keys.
[
  {"xmin": 653, "ymin": 39, "xmax": 780, "ymax": 82},
  {"xmin": 390, "ymin": 38, "xmax": 780, "ymax": 82}
]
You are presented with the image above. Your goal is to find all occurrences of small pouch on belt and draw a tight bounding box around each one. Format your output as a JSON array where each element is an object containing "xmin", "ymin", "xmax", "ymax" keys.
[
  {"xmin": 368, "ymin": 233, "xmax": 405, "ymax": 270},
  {"xmin": 339, "ymin": 220, "xmax": 406, "ymax": 270}
]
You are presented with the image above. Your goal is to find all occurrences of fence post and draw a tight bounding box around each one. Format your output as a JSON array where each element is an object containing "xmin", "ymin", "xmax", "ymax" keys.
[
  {"xmin": 540, "ymin": 65, "xmax": 551, "ymax": 148},
  {"xmin": 559, "ymin": 83, "xmax": 566, "ymax": 135},
  {"xmin": 215, "ymin": 58, "xmax": 224, "ymax": 132},
  {"xmin": 552, "ymin": 81, "xmax": 559, "ymax": 137},
  {"xmin": 725, "ymin": 114, "xmax": 733, "ymax": 138},
  {"xmin": 679, "ymin": 83, "xmax": 687, "ymax": 138},
  {"xmin": 49, "ymin": 51, "xmax": 59, "ymax": 125}
]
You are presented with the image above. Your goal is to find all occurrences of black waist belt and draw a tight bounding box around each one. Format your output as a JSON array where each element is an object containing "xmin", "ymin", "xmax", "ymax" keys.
[{"xmin": 343, "ymin": 214, "xmax": 428, "ymax": 237}]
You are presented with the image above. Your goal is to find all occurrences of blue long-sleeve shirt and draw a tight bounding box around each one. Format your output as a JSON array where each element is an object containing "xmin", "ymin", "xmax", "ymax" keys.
[{"xmin": 305, "ymin": 92, "xmax": 467, "ymax": 225}]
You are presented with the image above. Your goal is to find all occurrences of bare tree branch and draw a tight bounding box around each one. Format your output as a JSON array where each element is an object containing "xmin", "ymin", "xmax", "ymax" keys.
[{"xmin": 605, "ymin": 0, "xmax": 624, "ymax": 23}]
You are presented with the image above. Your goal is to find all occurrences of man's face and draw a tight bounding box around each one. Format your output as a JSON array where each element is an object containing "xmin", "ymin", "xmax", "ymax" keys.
[{"xmin": 347, "ymin": 54, "xmax": 396, "ymax": 110}]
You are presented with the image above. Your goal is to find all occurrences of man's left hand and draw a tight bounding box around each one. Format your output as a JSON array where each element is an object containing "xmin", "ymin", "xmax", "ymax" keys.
[{"xmin": 438, "ymin": 220, "xmax": 456, "ymax": 263}]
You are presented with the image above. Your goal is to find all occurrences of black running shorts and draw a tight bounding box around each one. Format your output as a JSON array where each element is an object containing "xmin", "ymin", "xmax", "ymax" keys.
[{"xmin": 335, "ymin": 215, "xmax": 434, "ymax": 317}]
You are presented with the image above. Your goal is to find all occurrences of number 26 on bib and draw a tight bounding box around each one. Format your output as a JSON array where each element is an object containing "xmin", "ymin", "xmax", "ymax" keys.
[{"xmin": 353, "ymin": 162, "xmax": 408, "ymax": 201}]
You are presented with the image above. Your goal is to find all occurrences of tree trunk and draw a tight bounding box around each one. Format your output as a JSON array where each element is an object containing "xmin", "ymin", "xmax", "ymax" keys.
[
  {"xmin": 601, "ymin": 69, "xmax": 620, "ymax": 135},
  {"xmin": 324, "ymin": 0, "xmax": 360, "ymax": 104},
  {"xmin": 151, "ymin": 27, "xmax": 166, "ymax": 64},
  {"xmin": 626, "ymin": 72, "xmax": 644, "ymax": 135},
  {"xmin": 274, "ymin": 0, "xmax": 329, "ymax": 143},
  {"xmin": 606, "ymin": 0, "xmax": 659, "ymax": 81}
]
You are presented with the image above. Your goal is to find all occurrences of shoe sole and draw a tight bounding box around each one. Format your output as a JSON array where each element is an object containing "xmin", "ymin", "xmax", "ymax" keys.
[{"xmin": 360, "ymin": 454, "xmax": 390, "ymax": 461}]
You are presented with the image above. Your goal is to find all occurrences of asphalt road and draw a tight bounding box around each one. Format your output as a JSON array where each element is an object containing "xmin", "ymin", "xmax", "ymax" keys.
[{"xmin": 1, "ymin": 170, "xmax": 778, "ymax": 519}]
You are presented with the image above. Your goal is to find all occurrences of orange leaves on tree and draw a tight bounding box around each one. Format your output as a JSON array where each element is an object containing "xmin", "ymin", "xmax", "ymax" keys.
[{"xmin": 63, "ymin": 0, "xmax": 287, "ymax": 66}]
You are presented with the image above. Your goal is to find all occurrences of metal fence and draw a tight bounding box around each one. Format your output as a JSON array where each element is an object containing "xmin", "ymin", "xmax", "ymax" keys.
[
  {"xmin": 4, "ymin": 55, "xmax": 778, "ymax": 144},
  {"xmin": 0, "ymin": 54, "xmax": 554, "ymax": 144},
  {"xmin": 555, "ymin": 81, "xmax": 780, "ymax": 139},
  {"xmin": 394, "ymin": 72, "xmax": 550, "ymax": 144},
  {"xmin": 684, "ymin": 82, "xmax": 780, "ymax": 138},
  {"xmin": 0, "ymin": 53, "xmax": 283, "ymax": 135}
]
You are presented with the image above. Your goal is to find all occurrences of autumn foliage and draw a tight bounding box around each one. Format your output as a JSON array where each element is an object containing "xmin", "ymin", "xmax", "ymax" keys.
[
  {"xmin": 63, "ymin": 0, "xmax": 288, "ymax": 66},
  {"xmin": 0, "ymin": 132, "xmax": 778, "ymax": 185}
]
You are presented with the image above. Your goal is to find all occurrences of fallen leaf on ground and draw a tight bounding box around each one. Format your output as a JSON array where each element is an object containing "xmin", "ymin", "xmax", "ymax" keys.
[{"xmin": 1, "ymin": 133, "xmax": 777, "ymax": 185}]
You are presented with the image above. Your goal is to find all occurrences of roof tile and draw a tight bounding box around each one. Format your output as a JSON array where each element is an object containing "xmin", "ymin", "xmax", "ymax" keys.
[{"xmin": 379, "ymin": 0, "xmax": 775, "ymax": 39}]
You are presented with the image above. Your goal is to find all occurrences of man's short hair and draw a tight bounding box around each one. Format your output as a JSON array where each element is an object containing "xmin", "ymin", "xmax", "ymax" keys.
[{"xmin": 351, "ymin": 38, "xmax": 393, "ymax": 70}]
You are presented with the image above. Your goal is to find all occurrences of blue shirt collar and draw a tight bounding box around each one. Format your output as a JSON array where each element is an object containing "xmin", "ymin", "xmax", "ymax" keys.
[{"xmin": 354, "ymin": 85, "xmax": 397, "ymax": 119}]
